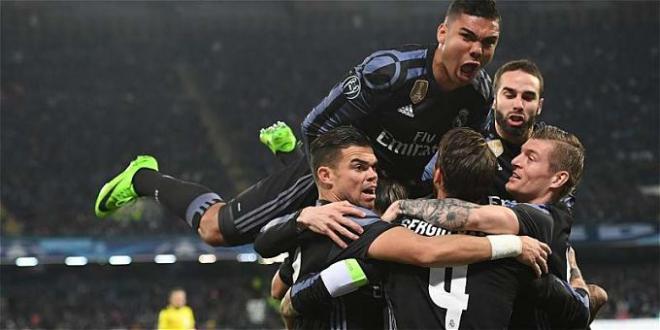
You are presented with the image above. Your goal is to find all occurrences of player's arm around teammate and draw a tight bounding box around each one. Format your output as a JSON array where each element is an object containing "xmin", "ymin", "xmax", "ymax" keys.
[
  {"xmin": 254, "ymin": 201, "xmax": 366, "ymax": 258},
  {"xmin": 383, "ymin": 197, "xmax": 520, "ymax": 234}
]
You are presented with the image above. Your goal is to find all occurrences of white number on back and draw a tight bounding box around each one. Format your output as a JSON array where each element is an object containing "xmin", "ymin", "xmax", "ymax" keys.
[{"xmin": 428, "ymin": 265, "xmax": 469, "ymax": 330}]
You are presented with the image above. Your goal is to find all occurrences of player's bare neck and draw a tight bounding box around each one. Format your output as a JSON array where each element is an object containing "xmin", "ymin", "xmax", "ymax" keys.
[
  {"xmin": 435, "ymin": 189, "xmax": 448, "ymax": 200},
  {"xmin": 319, "ymin": 190, "xmax": 342, "ymax": 204},
  {"xmin": 432, "ymin": 51, "xmax": 461, "ymax": 92},
  {"xmin": 523, "ymin": 192, "xmax": 554, "ymax": 205}
]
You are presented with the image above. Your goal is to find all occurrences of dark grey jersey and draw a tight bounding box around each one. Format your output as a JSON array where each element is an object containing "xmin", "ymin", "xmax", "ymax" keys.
[
  {"xmin": 385, "ymin": 217, "xmax": 536, "ymax": 330},
  {"xmin": 303, "ymin": 44, "xmax": 492, "ymax": 183},
  {"xmin": 257, "ymin": 204, "xmax": 395, "ymax": 330}
]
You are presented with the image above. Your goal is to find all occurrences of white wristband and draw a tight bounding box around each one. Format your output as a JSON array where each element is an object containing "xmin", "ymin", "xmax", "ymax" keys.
[{"xmin": 487, "ymin": 235, "xmax": 522, "ymax": 260}]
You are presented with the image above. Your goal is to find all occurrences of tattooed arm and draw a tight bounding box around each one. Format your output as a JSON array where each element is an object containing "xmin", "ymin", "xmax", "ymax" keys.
[
  {"xmin": 382, "ymin": 198, "xmax": 520, "ymax": 234},
  {"xmin": 567, "ymin": 246, "xmax": 588, "ymax": 291}
]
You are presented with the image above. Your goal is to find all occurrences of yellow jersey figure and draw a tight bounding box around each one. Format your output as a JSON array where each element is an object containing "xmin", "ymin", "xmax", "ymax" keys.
[{"xmin": 158, "ymin": 288, "xmax": 195, "ymax": 330}]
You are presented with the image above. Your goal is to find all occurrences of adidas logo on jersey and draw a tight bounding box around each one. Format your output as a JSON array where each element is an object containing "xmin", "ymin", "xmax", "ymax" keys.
[{"xmin": 397, "ymin": 104, "xmax": 415, "ymax": 118}]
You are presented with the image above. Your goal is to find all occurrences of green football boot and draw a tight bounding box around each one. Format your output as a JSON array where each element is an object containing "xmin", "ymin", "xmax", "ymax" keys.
[
  {"xmin": 94, "ymin": 155, "xmax": 159, "ymax": 218},
  {"xmin": 259, "ymin": 121, "xmax": 298, "ymax": 154}
]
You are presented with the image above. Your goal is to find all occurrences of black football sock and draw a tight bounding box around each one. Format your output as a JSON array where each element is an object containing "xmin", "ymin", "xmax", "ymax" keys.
[
  {"xmin": 275, "ymin": 142, "xmax": 305, "ymax": 167},
  {"xmin": 133, "ymin": 169, "xmax": 222, "ymax": 229}
]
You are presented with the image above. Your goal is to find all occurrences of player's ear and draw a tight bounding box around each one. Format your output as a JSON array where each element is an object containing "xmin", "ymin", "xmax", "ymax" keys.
[
  {"xmin": 437, "ymin": 22, "xmax": 448, "ymax": 45},
  {"xmin": 537, "ymin": 97, "xmax": 544, "ymax": 116},
  {"xmin": 317, "ymin": 166, "xmax": 333, "ymax": 187},
  {"xmin": 433, "ymin": 167, "xmax": 444, "ymax": 192},
  {"xmin": 549, "ymin": 170, "xmax": 569, "ymax": 190}
]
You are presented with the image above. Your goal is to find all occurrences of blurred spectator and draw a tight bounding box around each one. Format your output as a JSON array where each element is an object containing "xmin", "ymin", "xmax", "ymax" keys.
[{"xmin": 158, "ymin": 288, "xmax": 195, "ymax": 330}]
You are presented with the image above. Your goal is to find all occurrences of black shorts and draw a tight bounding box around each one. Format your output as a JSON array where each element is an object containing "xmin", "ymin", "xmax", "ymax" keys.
[{"xmin": 219, "ymin": 156, "xmax": 318, "ymax": 245}]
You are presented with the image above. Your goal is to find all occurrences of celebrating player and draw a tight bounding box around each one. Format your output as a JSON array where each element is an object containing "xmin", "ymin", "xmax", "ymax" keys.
[
  {"xmin": 94, "ymin": 0, "xmax": 501, "ymax": 248},
  {"xmin": 385, "ymin": 125, "xmax": 608, "ymax": 328},
  {"xmin": 417, "ymin": 59, "xmax": 608, "ymax": 327}
]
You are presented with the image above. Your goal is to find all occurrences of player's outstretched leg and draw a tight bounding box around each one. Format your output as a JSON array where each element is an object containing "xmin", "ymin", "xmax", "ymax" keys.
[
  {"xmin": 95, "ymin": 155, "xmax": 159, "ymax": 218},
  {"xmin": 95, "ymin": 155, "xmax": 227, "ymax": 245},
  {"xmin": 95, "ymin": 153, "xmax": 317, "ymax": 247}
]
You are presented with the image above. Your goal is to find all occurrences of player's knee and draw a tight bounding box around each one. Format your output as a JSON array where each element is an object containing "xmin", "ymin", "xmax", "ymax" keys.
[{"xmin": 198, "ymin": 203, "xmax": 228, "ymax": 246}]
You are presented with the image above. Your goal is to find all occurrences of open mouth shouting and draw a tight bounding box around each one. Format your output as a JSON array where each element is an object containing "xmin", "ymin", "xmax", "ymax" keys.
[
  {"xmin": 458, "ymin": 61, "xmax": 480, "ymax": 81},
  {"xmin": 507, "ymin": 113, "xmax": 526, "ymax": 127},
  {"xmin": 361, "ymin": 186, "xmax": 376, "ymax": 202}
]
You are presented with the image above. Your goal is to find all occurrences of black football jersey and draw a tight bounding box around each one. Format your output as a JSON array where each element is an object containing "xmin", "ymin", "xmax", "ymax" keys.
[
  {"xmin": 509, "ymin": 202, "xmax": 575, "ymax": 330},
  {"xmin": 302, "ymin": 44, "xmax": 492, "ymax": 183},
  {"xmin": 481, "ymin": 113, "xmax": 523, "ymax": 202},
  {"xmin": 289, "ymin": 205, "xmax": 395, "ymax": 330},
  {"xmin": 385, "ymin": 217, "xmax": 535, "ymax": 330}
]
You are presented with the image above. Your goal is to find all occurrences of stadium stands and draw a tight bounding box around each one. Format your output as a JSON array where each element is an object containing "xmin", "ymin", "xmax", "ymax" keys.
[
  {"xmin": 582, "ymin": 262, "xmax": 659, "ymax": 319},
  {"xmin": 0, "ymin": 262, "xmax": 283, "ymax": 329},
  {"xmin": 1, "ymin": 1, "xmax": 658, "ymax": 326},
  {"xmin": 1, "ymin": 260, "xmax": 657, "ymax": 329},
  {"xmin": 1, "ymin": 2, "xmax": 658, "ymax": 236}
]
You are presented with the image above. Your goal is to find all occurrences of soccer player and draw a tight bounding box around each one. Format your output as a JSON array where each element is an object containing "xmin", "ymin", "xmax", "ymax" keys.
[
  {"xmin": 384, "ymin": 125, "xmax": 606, "ymax": 328},
  {"xmin": 254, "ymin": 126, "xmax": 551, "ymax": 329},
  {"xmin": 423, "ymin": 58, "xmax": 545, "ymax": 202},
  {"xmin": 94, "ymin": 0, "xmax": 501, "ymax": 248},
  {"xmin": 419, "ymin": 59, "xmax": 607, "ymax": 327},
  {"xmin": 157, "ymin": 288, "xmax": 195, "ymax": 330}
]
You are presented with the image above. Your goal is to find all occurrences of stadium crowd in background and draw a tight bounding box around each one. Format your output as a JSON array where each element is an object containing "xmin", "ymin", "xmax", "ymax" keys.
[
  {"xmin": 1, "ymin": 0, "xmax": 658, "ymax": 329},
  {"xmin": 1, "ymin": 1, "xmax": 657, "ymax": 237},
  {"xmin": 0, "ymin": 261, "xmax": 656, "ymax": 329}
]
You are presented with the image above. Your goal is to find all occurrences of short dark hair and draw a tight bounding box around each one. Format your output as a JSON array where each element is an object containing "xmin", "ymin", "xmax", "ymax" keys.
[
  {"xmin": 447, "ymin": 0, "xmax": 500, "ymax": 23},
  {"xmin": 435, "ymin": 128, "xmax": 497, "ymax": 203},
  {"xmin": 530, "ymin": 125, "xmax": 585, "ymax": 200},
  {"xmin": 309, "ymin": 126, "xmax": 372, "ymax": 180},
  {"xmin": 493, "ymin": 59, "xmax": 544, "ymax": 95}
]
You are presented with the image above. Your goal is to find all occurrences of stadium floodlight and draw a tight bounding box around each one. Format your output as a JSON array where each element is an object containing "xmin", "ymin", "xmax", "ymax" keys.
[
  {"xmin": 65, "ymin": 256, "xmax": 88, "ymax": 266},
  {"xmin": 154, "ymin": 254, "xmax": 177, "ymax": 264},
  {"xmin": 237, "ymin": 253, "xmax": 258, "ymax": 263},
  {"xmin": 15, "ymin": 257, "xmax": 38, "ymax": 267},
  {"xmin": 108, "ymin": 255, "xmax": 132, "ymax": 265},
  {"xmin": 198, "ymin": 254, "xmax": 217, "ymax": 264}
]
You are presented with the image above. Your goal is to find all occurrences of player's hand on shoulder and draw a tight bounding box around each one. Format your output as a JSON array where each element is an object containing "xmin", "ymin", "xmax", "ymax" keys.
[
  {"xmin": 516, "ymin": 236, "xmax": 551, "ymax": 278},
  {"xmin": 297, "ymin": 201, "xmax": 365, "ymax": 248},
  {"xmin": 381, "ymin": 200, "xmax": 401, "ymax": 223}
]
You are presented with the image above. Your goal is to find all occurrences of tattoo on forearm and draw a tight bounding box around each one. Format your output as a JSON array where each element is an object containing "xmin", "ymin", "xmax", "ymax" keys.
[
  {"xmin": 570, "ymin": 267, "xmax": 583, "ymax": 281},
  {"xmin": 399, "ymin": 198, "xmax": 480, "ymax": 231}
]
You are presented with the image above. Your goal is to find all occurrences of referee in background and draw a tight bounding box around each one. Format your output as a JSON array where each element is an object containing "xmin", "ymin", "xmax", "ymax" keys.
[{"xmin": 157, "ymin": 288, "xmax": 195, "ymax": 330}]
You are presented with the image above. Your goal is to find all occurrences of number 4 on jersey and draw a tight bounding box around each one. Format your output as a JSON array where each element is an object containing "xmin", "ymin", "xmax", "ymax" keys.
[{"xmin": 429, "ymin": 265, "xmax": 470, "ymax": 330}]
